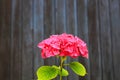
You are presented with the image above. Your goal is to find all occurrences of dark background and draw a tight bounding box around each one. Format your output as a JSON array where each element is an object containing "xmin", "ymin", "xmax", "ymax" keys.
[{"xmin": 0, "ymin": 0, "xmax": 120, "ymax": 80}]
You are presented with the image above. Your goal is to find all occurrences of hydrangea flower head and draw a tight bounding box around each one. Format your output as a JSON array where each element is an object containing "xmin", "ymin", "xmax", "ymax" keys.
[{"xmin": 38, "ymin": 33, "xmax": 88, "ymax": 59}]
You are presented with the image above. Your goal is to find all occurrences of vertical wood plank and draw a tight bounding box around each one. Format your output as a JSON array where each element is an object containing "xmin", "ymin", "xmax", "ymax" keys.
[
  {"xmin": 33, "ymin": 0, "xmax": 44, "ymax": 79},
  {"xmin": 77, "ymin": 0, "xmax": 89, "ymax": 80},
  {"xmin": 77, "ymin": 0, "xmax": 88, "ymax": 41},
  {"xmin": 66, "ymin": 0, "xmax": 77, "ymax": 34},
  {"xmin": 66, "ymin": 0, "xmax": 79, "ymax": 80},
  {"xmin": 88, "ymin": 0, "xmax": 102, "ymax": 80},
  {"xmin": 22, "ymin": 0, "xmax": 33, "ymax": 80},
  {"xmin": 0, "ymin": 0, "xmax": 11, "ymax": 80},
  {"xmin": 109, "ymin": 0, "xmax": 120, "ymax": 79},
  {"xmin": 10, "ymin": 0, "xmax": 22, "ymax": 80},
  {"xmin": 55, "ymin": 0, "xmax": 67, "ymax": 34},
  {"xmin": 98, "ymin": 0, "xmax": 114, "ymax": 80},
  {"xmin": 43, "ymin": 0, "xmax": 55, "ymax": 43},
  {"xmin": 43, "ymin": 0, "xmax": 56, "ymax": 66}
]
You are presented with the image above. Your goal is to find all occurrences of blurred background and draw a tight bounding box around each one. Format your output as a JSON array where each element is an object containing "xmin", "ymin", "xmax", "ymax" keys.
[{"xmin": 0, "ymin": 0, "xmax": 120, "ymax": 80}]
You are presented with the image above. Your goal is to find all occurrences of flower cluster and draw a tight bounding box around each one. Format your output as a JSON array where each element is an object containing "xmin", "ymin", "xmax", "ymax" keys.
[{"xmin": 38, "ymin": 33, "xmax": 88, "ymax": 59}]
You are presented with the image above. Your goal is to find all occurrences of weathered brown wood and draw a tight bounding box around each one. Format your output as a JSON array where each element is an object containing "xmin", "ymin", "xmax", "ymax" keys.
[
  {"xmin": 98, "ymin": 0, "xmax": 114, "ymax": 80},
  {"xmin": 10, "ymin": 0, "xmax": 22, "ymax": 80},
  {"xmin": 22, "ymin": 0, "xmax": 33, "ymax": 80},
  {"xmin": 0, "ymin": 0, "xmax": 11, "ymax": 80},
  {"xmin": 109, "ymin": 0, "xmax": 120, "ymax": 80},
  {"xmin": 88, "ymin": 0, "xmax": 102, "ymax": 80},
  {"xmin": 33, "ymin": 0, "xmax": 44, "ymax": 79}
]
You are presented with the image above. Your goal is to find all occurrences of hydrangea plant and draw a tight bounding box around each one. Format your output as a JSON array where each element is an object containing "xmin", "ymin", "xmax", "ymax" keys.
[{"xmin": 37, "ymin": 33, "xmax": 88, "ymax": 80}]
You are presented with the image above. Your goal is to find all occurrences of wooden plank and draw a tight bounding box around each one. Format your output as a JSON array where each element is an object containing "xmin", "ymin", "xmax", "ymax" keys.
[
  {"xmin": 22, "ymin": 0, "xmax": 33, "ymax": 79},
  {"xmin": 0, "ymin": 0, "xmax": 11, "ymax": 80},
  {"xmin": 77, "ymin": 0, "xmax": 88, "ymax": 41},
  {"xmin": 66, "ymin": 0, "xmax": 77, "ymax": 34},
  {"xmin": 87, "ymin": 0, "xmax": 102, "ymax": 80},
  {"xmin": 66, "ymin": 0, "xmax": 79, "ymax": 80},
  {"xmin": 43, "ymin": 0, "xmax": 56, "ymax": 66},
  {"xmin": 55, "ymin": 0, "xmax": 67, "ymax": 34},
  {"xmin": 98, "ymin": 0, "xmax": 114, "ymax": 80},
  {"xmin": 77, "ymin": 0, "xmax": 89, "ymax": 80},
  {"xmin": 10, "ymin": 0, "xmax": 22, "ymax": 80},
  {"xmin": 109, "ymin": 0, "xmax": 120, "ymax": 79},
  {"xmin": 33, "ymin": 0, "xmax": 44, "ymax": 79}
]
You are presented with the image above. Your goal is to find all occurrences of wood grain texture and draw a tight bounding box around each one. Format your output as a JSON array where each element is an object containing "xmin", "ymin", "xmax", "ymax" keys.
[
  {"xmin": 77, "ymin": 0, "xmax": 89, "ymax": 80},
  {"xmin": 33, "ymin": 0, "xmax": 44, "ymax": 79},
  {"xmin": 43, "ymin": 0, "xmax": 56, "ymax": 66},
  {"xmin": 0, "ymin": 0, "xmax": 11, "ymax": 80},
  {"xmin": 88, "ymin": 0, "xmax": 102, "ymax": 80},
  {"xmin": 10, "ymin": 0, "xmax": 22, "ymax": 80},
  {"xmin": 55, "ymin": 0, "xmax": 67, "ymax": 34},
  {"xmin": 109, "ymin": 0, "xmax": 120, "ymax": 80},
  {"xmin": 66, "ymin": 0, "xmax": 77, "ymax": 34},
  {"xmin": 22, "ymin": 0, "xmax": 33, "ymax": 80},
  {"xmin": 0, "ymin": 0, "xmax": 120, "ymax": 80},
  {"xmin": 98, "ymin": 0, "xmax": 114, "ymax": 80}
]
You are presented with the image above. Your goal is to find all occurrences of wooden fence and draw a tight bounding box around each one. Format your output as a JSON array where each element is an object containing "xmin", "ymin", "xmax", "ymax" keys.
[{"xmin": 0, "ymin": 0, "xmax": 120, "ymax": 80}]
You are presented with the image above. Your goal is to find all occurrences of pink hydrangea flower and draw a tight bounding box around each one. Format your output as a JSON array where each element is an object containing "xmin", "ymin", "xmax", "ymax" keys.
[{"xmin": 38, "ymin": 33, "xmax": 88, "ymax": 59}]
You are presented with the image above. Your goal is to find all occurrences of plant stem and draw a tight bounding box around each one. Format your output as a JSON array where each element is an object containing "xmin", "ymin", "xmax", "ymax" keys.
[
  {"xmin": 63, "ymin": 64, "xmax": 69, "ymax": 66},
  {"xmin": 60, "ymin": 57, "xmax": 64, "ymax": 80}
]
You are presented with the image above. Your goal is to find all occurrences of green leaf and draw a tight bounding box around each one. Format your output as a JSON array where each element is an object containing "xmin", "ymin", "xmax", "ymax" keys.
[
  {"xmin": 37, "ymin": 66, "xmax": 59, "ymax": 80},
  {"xmin": 52, "ymin": 65, "xmax": 69, "ymax": 76},
  {"xmin": 69, "ymin": 62, "xmax": 87, "ymax": 76}
]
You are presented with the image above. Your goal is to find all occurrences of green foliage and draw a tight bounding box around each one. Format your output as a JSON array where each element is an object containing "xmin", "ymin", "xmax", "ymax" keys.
[
  {"xmin": 37, "ymin": 66, "xmax": 59, "ymax": 80},
  {"xmin": 69, "ymin": 62, "xmax": 87, "ymax": 76},
  {"xmin": 52, "ymin": 65, "xmax": 69, "ymax": 76},
  {"xmin": 36, "ymin": 61, "xmax": 87, "ymax": 80}
]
